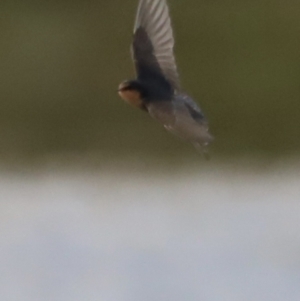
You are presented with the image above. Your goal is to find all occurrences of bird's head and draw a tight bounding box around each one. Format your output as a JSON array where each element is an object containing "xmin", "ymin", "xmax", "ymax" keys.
[
  {"xmin": 118, "ymin": 80, "xmax": 142, "ymax": 92},
  {"xmin": 118, "ymin": 80, "xmax": 147, "ymax": 110}
]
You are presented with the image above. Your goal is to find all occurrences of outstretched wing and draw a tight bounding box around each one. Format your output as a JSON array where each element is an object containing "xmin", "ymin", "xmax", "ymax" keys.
[{"xmin": 132, "ymin": 0, "xmax": 180, "ymax": 91}]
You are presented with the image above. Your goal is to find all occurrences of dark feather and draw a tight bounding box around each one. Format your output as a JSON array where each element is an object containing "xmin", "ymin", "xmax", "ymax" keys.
[{"xmin": 132, "ymin": 0, "xmax": 180, "ymax": 91}]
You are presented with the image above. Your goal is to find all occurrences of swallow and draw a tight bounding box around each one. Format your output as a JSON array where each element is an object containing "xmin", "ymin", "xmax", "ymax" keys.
[{"xmin": 118, "ymin": 0, "xmax": 213, "ymax": 152}]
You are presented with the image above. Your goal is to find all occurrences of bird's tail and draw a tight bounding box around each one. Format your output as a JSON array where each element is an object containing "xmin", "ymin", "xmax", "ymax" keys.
[
  {"xmin": 192, "ymin": 142, "xmax": 211, "ymax": 160},
  {"xmin": 192, "ymin": 130, "xmax": 214, "ymax": 159}
]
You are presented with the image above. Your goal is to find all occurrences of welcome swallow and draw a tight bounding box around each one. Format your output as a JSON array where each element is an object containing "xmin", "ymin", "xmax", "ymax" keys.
[{"xmin": 118, "ymin": 0, "xmax": 213, "ymax": 152}]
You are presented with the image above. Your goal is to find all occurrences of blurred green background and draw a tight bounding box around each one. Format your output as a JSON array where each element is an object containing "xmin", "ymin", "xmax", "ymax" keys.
[{"xmin": 1, "ymin": 0, "xmax": 300, "ymax": 164}]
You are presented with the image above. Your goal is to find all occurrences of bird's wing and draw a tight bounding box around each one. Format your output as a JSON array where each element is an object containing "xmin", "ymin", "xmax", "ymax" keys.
[
  {"xmin": 132, "ymin": 0, "xmax": 180, "ymax": 91},
  {"xmin": 181, "ymin": 95, "xmax": 208, "ymax": 126}
]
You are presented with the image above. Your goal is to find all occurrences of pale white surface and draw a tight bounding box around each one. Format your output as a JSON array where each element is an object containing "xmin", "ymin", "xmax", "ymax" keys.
[{"xmin": 0, "ymin": 166, "xmax": 299, "ymax": 301}]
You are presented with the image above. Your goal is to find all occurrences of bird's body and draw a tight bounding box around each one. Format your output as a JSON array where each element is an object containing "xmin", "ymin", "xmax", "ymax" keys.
[{"xmin": 118, "ymin": 0, "xmax": 213, "ymax": 151}]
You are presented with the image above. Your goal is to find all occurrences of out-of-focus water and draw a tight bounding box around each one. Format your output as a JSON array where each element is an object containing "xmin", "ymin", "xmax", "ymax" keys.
[{"xmin": 0, "ymin": 164, "xmax": 299, "ymax": 301}]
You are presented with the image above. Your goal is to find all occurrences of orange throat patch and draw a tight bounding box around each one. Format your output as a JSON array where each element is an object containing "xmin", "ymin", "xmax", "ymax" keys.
[{"xmin": 118, "ymin": 89, "xmax": 144, "ymax": 109}]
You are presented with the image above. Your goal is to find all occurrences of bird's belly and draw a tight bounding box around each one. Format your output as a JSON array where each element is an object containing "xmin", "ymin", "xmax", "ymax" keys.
[
  {"xmin": 148, "ymin": 101, "xmax": 212, "ymax": 144},
  {"xmin": 172, "ymin": 119, "xmax": 210, "ymax": 140},
  {"xmin": 147, "ymin": 101, "xmax": 176, "ymax": 126}
]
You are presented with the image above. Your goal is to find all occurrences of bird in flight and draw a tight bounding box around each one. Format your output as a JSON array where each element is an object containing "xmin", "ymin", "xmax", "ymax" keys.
[{"xmin": 118, "ymin": 0, "xmax": 213, "ymax": 152}]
